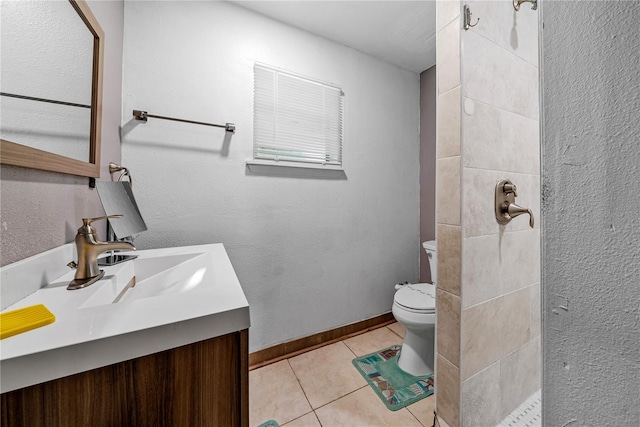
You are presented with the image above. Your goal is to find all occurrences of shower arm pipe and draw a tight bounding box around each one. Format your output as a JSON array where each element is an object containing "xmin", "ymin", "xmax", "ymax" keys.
[
  {"xmin": 132, "ymin": 110, "xmax": 235, "ymax": 133},
  {"xmin": 513, "ymin": 0, "xmax": 537, "ymax": 11}
]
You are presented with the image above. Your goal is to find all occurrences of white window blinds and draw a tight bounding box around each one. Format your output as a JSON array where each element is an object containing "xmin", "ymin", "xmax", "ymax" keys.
[{"xmin": 253, "ymin": 64, "xmax": 343, "ymax": 166}]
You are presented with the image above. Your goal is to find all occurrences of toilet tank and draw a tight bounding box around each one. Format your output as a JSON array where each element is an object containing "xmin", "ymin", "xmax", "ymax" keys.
[{"xmin": 422, "ymin": 240, "xmax": 437, "ymax": 285}]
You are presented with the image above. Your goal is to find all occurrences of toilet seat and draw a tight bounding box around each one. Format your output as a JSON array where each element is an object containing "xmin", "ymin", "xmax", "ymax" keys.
[{"xmin": 393, "ymin": 283, "xmax": 436, "ymax": 314}]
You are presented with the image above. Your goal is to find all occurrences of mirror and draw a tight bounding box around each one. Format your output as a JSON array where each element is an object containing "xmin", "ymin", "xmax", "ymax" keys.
[{"xmin": 0, "ymin": 0, "xmax": 104, "ymax": 178}]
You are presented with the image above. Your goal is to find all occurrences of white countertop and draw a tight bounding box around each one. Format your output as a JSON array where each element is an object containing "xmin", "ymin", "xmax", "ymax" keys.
[{"xmin": 0, "ymin": 243, "xmax": 250, "ymax": 393}]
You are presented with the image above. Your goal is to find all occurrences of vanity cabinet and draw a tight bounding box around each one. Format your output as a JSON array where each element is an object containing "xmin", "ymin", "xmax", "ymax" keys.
[{"xmin": 1, "ymin": 329, "xmax": 248, "ymax": 427}]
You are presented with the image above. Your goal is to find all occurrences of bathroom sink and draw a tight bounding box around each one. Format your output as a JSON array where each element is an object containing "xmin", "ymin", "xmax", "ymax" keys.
[
  {"xmin": 0, "ymin": 243, "xmax": 250, "ymax": 394},
  {"xmin": 79, "ymin": 252, "xmax": 209, "ymax": 309},
  {"xmin": 119, "ymin": 252, "xmax": 209, "ymax": 302}
]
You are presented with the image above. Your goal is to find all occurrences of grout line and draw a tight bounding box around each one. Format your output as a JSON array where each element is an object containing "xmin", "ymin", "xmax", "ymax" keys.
[
  {"xmin": 280, "ymin": 330, "xmax": 407, "ymax": 423},
  {"xmin": 407, "ymin": 405, "xmax": 429, "ymax": 427},
  {"xmin": 464, "ymin": 27, "xmax": 539, "ymax": 69},
  {"xmin": 311, "ymin": 410, "xmax": 322, "ymax": 427},
  {"xmin": 387, "ymin": 324, "xmax": 404, "ymax": 340},
  {"xmin": 438, "ymin": 84, "xmax": 461, "ymax": 99},
  {"xmin": 286, "ymin": 358, "xmax": 314, "ymax": 413},
  {"xmin": 463, "ymin": 284, "xmax": 536, "ymax": 311},
  {"xmin": 312, "ymin": 385, "xmax": 369, "ymax": 412},
  {"xmin": 342, "ymin": 338, "xmax": 359, "ymax": 358}
]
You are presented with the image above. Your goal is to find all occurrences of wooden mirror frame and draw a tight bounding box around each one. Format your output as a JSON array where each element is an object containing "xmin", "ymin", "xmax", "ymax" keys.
[{"xmin": 0, "ymin": 0, "xmax": 104, "ymax": 178}]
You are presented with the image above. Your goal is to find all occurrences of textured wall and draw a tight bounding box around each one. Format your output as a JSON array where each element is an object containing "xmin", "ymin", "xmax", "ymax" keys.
[
  {"xmin": 541, "ymin": 2, "xmax": 640, "ymax": 425},
  {"xmin": 420, "ymin": 66, "xmax": 437, "ymax": 283},
  {"xmin": 0, "ymin": 1, "xmax": 124, "ymax": 267},
  {"xmin": 121, "ymin": 1, "xmax": 420, "ymax": 353}
]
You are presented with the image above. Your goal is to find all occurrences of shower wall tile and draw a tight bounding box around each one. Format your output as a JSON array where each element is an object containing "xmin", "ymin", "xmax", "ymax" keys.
[
  {"xmin": 463, "ymin": 0, "xmax": 504, "ymax": 47},
  {"xmin": 437, "ymin": 1, "xmax": 460, "ymax": 32},
  {"xmin": 436, "ymin": 5, "xmax": 463, "ymax": 425},
  {"xmin": 462, "ymin": 234, "xmax": 501, "ymax": 309},
  {"xmin": 462, "ymin": 100, "xmax": 539, "ymax": 175},
  {"xmin": 462, "ymin": 99, "xmax": 503, "ymax": 171},
  {"xmin": 437, "ymin": 18, "xmax": 461, "ymax": 95},
  {"xmin": 500, "ymin": 229, "xmax": 540, "ymax": 294},
  {"xmin": 461, "ymin": 287, "xmax": 530, "ymax": 380},
  {"xmin": 437, "ymin": 354, "xmax": 460, "ymax": 427},
  {"xmin": 462, "ymin": 30, "xmax": 538, "ymax": 120},
  {"xmin": 465, "ymin": 0, "xmax": 539, "ymax": 67},
  {"xmin": 438, "ymin": 86, "xmax": 461, "ymax": 159},
  {"xmin": 457, "ymin": 0, "xmax": 540, "ymax": 424},
  {"xmin": 437, "ymin": 224, "xmax": 461, "ymax": 296},
  {"xmin": 437, "ymin": 157, "xmax": 461, "ymax": 226},
  {"xmin": 498, "ymin": 2, "xmax": 539, "ymax": 67},
  {"xmin": 501, "ymin": 110, "xmax": 540, "ymax": 175},
  {"xmin": 437, "ymin": 289, "xmax": 461, "ymax": 367},
  {"xmin": 493, "ymin": 288, "xmax": 531, "ymax": 364},
  {"xmin": 530, "ymin": 283, "xmax": 541, "ymax": 339},
  {"xmin": 461, "ymin": 361, "xmax": 502, "ymax": 427},
  {"xmin": 462, "ymin": 168, "xmax": 501, "ymax": 238},
  {"xmin": 499, "ymin": 336, "xmax": 541, "ymax": 419}
]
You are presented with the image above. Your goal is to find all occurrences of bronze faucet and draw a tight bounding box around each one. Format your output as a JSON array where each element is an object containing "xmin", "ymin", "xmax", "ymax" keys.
[
  {"xmin": 495, "ymin": 180, "xmax": 534, "ymax": 228},
  {"xmin": 67, "ymin": 215, "xmax": 135, "ymax": 290}
]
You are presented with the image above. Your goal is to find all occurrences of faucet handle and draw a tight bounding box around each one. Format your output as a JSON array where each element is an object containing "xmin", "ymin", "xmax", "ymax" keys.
[
  {"xmin": 503, "ymin": 182, "xmax": 518, "ymax": 197},
  {"xmin": 82, "ymin": 215, "xmax": 123, "ymax": 227},
  {"xmin": 79, "ymin": 215, "xmax": 123, "ymax": 235}
]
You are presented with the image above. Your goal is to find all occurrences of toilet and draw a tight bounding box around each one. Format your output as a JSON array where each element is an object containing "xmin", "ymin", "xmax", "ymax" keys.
[{"xmin": 392, "ymin": 240, "xmax": 437, "ymax": 376}]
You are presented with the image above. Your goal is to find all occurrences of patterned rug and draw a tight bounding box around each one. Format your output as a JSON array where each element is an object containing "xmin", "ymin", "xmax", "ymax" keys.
[
  {"xmin": 256, "ymin": 421, "xmax": 279, "ymax": 427},
  {"xmin": 352, "ymin": 345, "xmax": 434, "ymax": 411}
]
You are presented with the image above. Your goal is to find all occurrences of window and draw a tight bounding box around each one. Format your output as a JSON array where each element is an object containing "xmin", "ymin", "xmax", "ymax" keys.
[{"xmin": 253, "ymin": 63, "xmax": 343, "ymax": 167}]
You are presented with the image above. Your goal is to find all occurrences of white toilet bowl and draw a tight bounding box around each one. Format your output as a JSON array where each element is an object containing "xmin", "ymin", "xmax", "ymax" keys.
[
  {"xmin": 392, "ymin": 283, "xmax": 436, "ymax": 376},
  {"xmin": 392, "ymin": 240, "xmax": 437, "ymax": 377}
]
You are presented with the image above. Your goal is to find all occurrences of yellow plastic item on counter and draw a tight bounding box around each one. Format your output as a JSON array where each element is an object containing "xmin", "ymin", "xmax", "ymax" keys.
[{"xmin": 0, "ymin": 304, "xmax": 55, "ymax": 339}]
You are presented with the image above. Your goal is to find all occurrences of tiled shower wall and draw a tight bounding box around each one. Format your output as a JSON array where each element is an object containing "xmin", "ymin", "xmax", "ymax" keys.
[
  {"xmin": 435, "ymin": 2, "xmax": 462, "ymax": 426},
  {"xmin": 435, "ymin": 2, "xmax": 540, "ymax": 426}
]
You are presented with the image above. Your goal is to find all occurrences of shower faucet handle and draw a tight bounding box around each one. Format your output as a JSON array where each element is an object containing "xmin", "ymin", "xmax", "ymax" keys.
[
  {"xmin": 495, "ymin": 179, "xmax": 534, "ymax": 228},
  {"xmin": 502, "ymin": 182, "xmax": 517, "ymax": 196}
]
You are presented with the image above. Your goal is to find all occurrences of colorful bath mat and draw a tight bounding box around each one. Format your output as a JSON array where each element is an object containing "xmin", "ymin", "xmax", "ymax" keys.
[
  {"xmin": 352, "ymin": 345, "xmax": 434, "ymax": 411},
  {"xmin": 256, "ymin": 421, "xmax": 279, "ymax": 427}
]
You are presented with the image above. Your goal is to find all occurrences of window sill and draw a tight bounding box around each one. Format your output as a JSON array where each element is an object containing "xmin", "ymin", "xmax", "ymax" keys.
[{"xmin": 245, "ymin": 160, "xmax": 346, "ymax": 179}]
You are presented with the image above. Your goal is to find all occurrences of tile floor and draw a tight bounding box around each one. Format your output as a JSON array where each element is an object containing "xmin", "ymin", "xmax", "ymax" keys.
[{"xmin": 250, "ymin": 323, "xmax": 436, "ymax": 427}]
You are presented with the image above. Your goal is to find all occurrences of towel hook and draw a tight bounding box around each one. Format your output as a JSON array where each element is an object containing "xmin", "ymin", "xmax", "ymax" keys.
[
  {"xmin": 513, "ymin": 0, "xmax": 537, "ymax": 11},
  {"xmin": 463, "ymin": 5, "xmax": 479, "ymax": 30}
]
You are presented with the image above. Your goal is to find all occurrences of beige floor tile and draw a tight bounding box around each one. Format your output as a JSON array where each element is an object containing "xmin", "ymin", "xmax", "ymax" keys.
[
  {"xmin": 282, "ymin": 412, "xmax": 321, "ymax": 427},
  {"xmin": 388, "ymin": 322, "xmax": 406, "ymax": 338},
  {"xmin": 288, "ymin": 341, "xmax": 367, "ymax": 409},
  {"xmin": 249, "ymin": 360, "xmax": 312, "ymax": 426},
  {"xmin": 407, "ymin": 394, "xmax": 436, "ymax": 427},
  {"xmin": 343, "ymin": 327, "xmax": 403, "ymax": 357},
  {"xmin": 315, "ymin": 386, "xmax": 424, "ymax": 427}
]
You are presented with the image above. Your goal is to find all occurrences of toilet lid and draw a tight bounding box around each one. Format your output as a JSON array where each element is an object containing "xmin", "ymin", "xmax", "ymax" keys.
[{"xmin": 394, "ymin": 283, "xmax": 436, "ymax": 313}]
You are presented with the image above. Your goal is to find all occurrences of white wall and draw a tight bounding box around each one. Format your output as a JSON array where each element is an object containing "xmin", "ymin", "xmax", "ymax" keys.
[
  {"xmin": 0, "ymin": 0, "xmax": 124, "ymax": 266},
  {"xmin": 541, "ymin": 2, "xmax": 640, "ymax": 425},
  {"xmin": 121, "ymin": 1, "xmax": 420, "ymax": 352}
]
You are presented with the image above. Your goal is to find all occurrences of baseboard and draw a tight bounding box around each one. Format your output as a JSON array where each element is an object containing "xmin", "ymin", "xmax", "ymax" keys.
[{"xmin": 249, "ymin": 312, "xmax": 396, "ymax": 370}]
